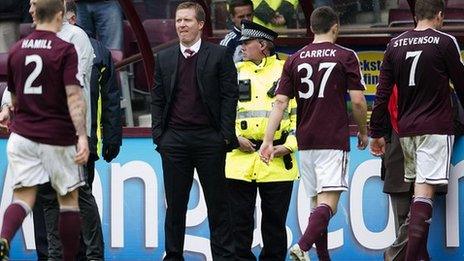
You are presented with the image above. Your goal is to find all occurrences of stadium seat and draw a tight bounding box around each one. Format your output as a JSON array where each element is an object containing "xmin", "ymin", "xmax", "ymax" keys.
[
  {"xmin": 388, "ymin": 8, "xmax": 414, "ymax": 27},
  {"xmin": 444, "ymin": 8, "xmax": 464, "ymax": 25},
  {"xmin": 123, "ymin": 20, "xmax": 138, "ymax": 58},
  {"xmin": 142, "ymin": 19, "xmax": 177, "ymax": 47},
  {"xmin": 20, "ymin": 23, "xmax": 34, "ymax": 39},
  {"xmin": 447, "ymin": 0, "xmax": 464, "ymax": 9},
  {"xmin": 133, "ymin": 1, "xmax": 151, "ymax": 21},
  {"xmin": 110, "ymin": 49, "xmax": 123, "ymax": 64},
  {"xmin": 135, "ymin": 19, "xmax": 176, "ymax": 93},
  {"xmin": 397, "ymin": 0, "xmax": 410, "ymax": 9}
]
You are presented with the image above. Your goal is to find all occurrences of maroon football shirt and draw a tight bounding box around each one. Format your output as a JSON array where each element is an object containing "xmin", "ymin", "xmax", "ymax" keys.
[
  {"xmin": 7, "ymin": 30, "xmax": 81, "ymax": 146},
  {"xmin": 370, "ymin": 28, "xmax": 464, "ymax": 138},
  {"xmin": 276, "ymin": 42, "xmax": 365, "ymax": 151}
]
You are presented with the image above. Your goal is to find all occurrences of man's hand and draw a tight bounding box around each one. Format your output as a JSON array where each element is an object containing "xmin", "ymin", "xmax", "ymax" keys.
[
  {"xmin": 103, "ymin": 143, "xmax": 120, "ymax": 162},
  {"xmin": 238, "ymin": 136, "xmax": 256, "ymax": 153},
  {"xmin": 75, "ymin": 135, "xmax": 89, "ymax": 165},
  {"xmin": 357, "ymin": 132, "xmax": 369, "ymax": 150},
  {"xmin": 271, "ymin": 13, "xmax": 286, "ymax": 25},
  {"xmin": 0, "ymin": 106, "xmax": 11, "ymax": 133},
  {"xmin": 370, "ymin": 137, "xmax": 386, "ymax": 157},
  {"xmin": 259, "ymin": 141, "xmax": 274, "ymax": 164},
  {"xmin": 270, "ymin": 145, "xmax": 291, "ymax": 158}
]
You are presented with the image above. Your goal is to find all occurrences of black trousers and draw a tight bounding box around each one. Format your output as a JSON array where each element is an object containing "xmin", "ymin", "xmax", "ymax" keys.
[
  {"xmin": 33, "ymin": 156, "xmax": 104, "ymax": 260},
  {"xmin": 384, "ymin": 192, "xmax": 413, "ymax": 261},
  {"xmin": 227, "ymin": 179, "xmax": 293, "ymax": 261},
  {"xmin": 158, "ymin": 127, "xmax": 235, "ymax": 261}
]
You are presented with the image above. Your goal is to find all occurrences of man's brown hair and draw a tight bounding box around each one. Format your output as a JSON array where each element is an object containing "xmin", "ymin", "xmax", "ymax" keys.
[
  {"xmin": 310, "ymin": 6, "xmax": 339, "ymax": 34},
  {"xmin": 176, "ymin": 1, "xmax": 205, "ymax": 22},
  {"xmin": 65, "ymin": 0, "xmax": 77, "ymax": 15},
  {"xmin": 415, "ymin": 0, "xmax": 445, "ymax": 21},
  {"xmin": 229, "ymin": 0, "xmax": 253, "ymax": 16},
  {"xmin": 35, "ymin": 0, "xmax": 65, "ymax": 23}
]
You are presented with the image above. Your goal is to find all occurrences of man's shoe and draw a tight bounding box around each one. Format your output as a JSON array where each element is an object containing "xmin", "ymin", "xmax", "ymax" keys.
[
  {"xmin": 289, "ymin": 243, "xmax": 310, "ymax": 261},
  {"xmin": 0, "ymin": 238, "xmax": 9, "ymax": 260}
]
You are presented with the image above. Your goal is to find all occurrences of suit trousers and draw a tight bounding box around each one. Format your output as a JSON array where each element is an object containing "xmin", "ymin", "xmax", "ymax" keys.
[
  {"xmin": 384, "ymin": 192, "xmax": 412, "ymax": 261},
  {"xmin": 158, "ymin": 127, "xmax": 235, "ymax": 261},
  {"xmin": 227, "ymin": 179, "xmax": 293, "ymax": 261},
  {"xmin": 33, "ymin": 156, "xmax": 104, "ymax": 260}
]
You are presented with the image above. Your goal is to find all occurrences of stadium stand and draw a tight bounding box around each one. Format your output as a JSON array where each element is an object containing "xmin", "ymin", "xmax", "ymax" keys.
[
  {"xmin": 123, "ymin": 20, "xmax": 138, "ymax": 58},
  {"xmin": 0, "ymin": 53, "xmax": 7, "ymax": 82},
  {"xmin": 398, "ymin": 0, "xmax": 410, "ymax": 9},
  {"xmin": 142, "ymin": 19, "xmax": 176, "ymax": 47},
  {"xmin": 447, "ymin": 0, "xmax": 464, "ymax": 9},
  {"xmin": 388, "ymin": 8, "xmax": 414, "ymax": 27},
  {"xmin": 19, "ymin": 23, "xmax": 34, "ymax": 39},
  {"xmin": 389, "ymin": 0, "xmax": 464, "ymax": 27},
  {"xmin": 111, "ymin": 49, "xmax": 134, "ymax": 127}
]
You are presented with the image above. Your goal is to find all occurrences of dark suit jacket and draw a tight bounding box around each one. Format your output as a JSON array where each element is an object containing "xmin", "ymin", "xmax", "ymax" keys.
[{"xmin": 151, "ymin": 40, "xmax": 239, "ymax": 151}]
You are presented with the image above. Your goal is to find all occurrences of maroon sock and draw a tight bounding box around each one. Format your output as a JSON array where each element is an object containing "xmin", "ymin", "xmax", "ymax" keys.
[
  {"xmin": 298, "ymin": 204, "xmax": 332, "ymax": 251},
  {"xmin": 405, "ymin": 198, "xmax": 432, "ymax": 261},
  {"xmin": 59, "ymin": 210, "xmax": 81, "ymax": 261},
  {"xmin": 315, "ymin": 228, "xmax": 331, "ymax": 261},
  {"xmin": 1, "ymin": 203, "xmax": 28, "ymax": 242},
  {"xmin": 418, "ymin": 223, "xmax": 430, "ymax": 261}
]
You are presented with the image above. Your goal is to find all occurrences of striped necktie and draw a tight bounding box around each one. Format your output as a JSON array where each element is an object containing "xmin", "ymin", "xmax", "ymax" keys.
[{"xmin": 184, "ymin": 49, "xmax": 195, "ymax": 58}]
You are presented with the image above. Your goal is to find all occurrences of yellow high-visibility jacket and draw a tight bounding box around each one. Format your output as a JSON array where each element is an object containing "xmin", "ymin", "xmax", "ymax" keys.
[
  {"xmin": 226, "ymin": 55, "xmax": 298, "ymax": 182},
  {"xmin": 252, "ymin": 0, "xmax": 299, "ymax": 30}
]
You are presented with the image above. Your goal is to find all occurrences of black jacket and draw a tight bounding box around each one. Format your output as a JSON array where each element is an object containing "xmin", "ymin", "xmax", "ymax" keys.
[
  {"xmin": 89, "ymin": 38, "xmax": 122, "ymax": 157},
  {"xmin": 0, "ymin": 0, "xmax": 23, "ymax": 22},
  {"xmin": 151, "ymin": 41, "xmax": 239, "ymax": 151}
]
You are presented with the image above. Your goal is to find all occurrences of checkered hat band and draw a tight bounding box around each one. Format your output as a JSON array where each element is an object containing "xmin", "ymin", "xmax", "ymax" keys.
[{"xmin": 242, "ymin": 28, "xmax": 273, "ymax": 41}]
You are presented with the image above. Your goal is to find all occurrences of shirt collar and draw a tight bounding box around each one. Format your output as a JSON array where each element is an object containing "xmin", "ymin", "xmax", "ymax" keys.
[
  {"xmin": 247, "ymin": 54, "xmax": 277, "ymax": 71},
  {"xmin": 180, "ymin": 38, "xmax": 202, "ymax": 58}
]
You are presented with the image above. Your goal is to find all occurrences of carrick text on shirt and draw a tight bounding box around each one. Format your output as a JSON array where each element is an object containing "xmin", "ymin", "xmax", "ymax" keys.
[
  {"xmin": 21, "ymin": 39, "xmax": 52, "ymax": 49},
  {"xmin": 299, "ymin": 49, "xmax": 336, "ymax": 59}
]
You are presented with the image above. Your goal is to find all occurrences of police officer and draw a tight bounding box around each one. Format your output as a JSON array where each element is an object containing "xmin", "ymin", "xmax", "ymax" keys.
[{"xmin": 226, "ymin": 20, "xmax": 298, "ymax": 260}]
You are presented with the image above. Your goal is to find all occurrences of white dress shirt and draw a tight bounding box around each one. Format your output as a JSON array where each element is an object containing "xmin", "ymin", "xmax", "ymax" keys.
[{"xmin": 180, "ymin": 38, "xmax": 201, "ymax": 58}]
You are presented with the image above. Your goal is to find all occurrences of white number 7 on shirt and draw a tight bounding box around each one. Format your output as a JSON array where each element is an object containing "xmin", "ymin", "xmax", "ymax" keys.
[{"xmin": 405, "ymin": 50, "xmax": 422, "ymax": 87}]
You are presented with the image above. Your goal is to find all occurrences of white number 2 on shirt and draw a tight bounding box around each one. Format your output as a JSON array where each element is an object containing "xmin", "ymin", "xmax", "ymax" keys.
[
  {"xmin": 24, "ymin": 54, "xmax": 43, "ymax": 94},
  {"xmin": 405, "ymin": 51, "xmax": 422, "ymax": 87},
  {"xmin": 298, "ymin": 62, "xmax": 336, "ymax": 99}
]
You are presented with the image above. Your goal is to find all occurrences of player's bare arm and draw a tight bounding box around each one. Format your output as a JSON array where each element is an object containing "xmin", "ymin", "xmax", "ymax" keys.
[
  {"xmin": 259, "ymin": 94, "xmax": 289, "ymax": 163},
  {"xmin": 0, "ymin": 106, "xmax": 10, "ymax": 132},
  {"xmin": 65, "ymin": 84, "xmax": 89, "ymax": 164},
  {"xmin": 349, "ymin": 90, "xmax": 368, "ymax": 150},
  {"xmin": 0, "ymin": 92, "xmax": 16, "ymax": 132}
]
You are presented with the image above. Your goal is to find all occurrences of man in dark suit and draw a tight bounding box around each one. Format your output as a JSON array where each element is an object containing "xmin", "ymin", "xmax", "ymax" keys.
[{"xmin": 150, "ymin": 1, "xmax": 239, "ymax": 260}]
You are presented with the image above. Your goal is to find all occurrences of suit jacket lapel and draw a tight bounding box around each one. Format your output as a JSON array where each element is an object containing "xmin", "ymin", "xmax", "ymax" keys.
[
  {"xmin": 169, "ymin": 47, "xmax": 179, "ymax": 95},
  {"xmin": 196, "ymin": 42, "xmax": 209, "ymax": 93}
]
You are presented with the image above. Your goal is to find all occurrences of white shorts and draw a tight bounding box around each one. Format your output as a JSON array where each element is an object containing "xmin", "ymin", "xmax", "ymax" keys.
[
  {"xmin": 7, "ymin": 132, "xmax": 85, "ymax": 196},
  {"xmin": 400, "ymin": 134, "xmax": 453, "ymax": 185},
  {"xmin": 299, "ymin": 149, "xmax": 349, "ymax": 197}
]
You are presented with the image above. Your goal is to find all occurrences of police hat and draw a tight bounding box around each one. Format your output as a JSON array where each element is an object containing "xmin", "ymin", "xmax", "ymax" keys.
[{"xmin": 238, "ymin": 20, "xmax": 278, "ymax": 43}]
